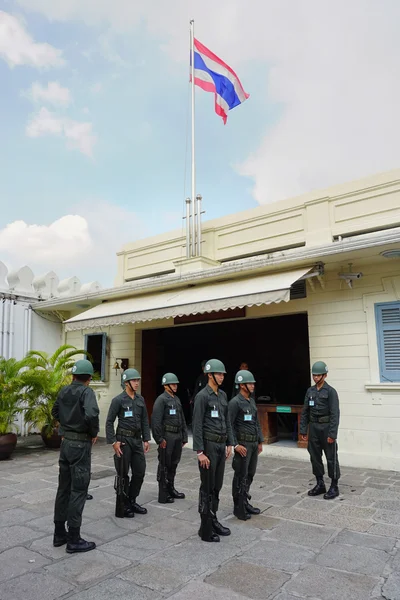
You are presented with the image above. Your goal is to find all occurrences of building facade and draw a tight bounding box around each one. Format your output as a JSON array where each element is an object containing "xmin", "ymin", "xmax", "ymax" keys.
[{"xmin": 33, "ymin": 169, "xmax": 400, "ymax": 470}]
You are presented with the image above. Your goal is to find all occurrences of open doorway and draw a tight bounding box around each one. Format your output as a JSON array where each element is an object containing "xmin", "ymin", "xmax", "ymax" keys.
[{"xmin": 141, "ymin": 313, "xmax": 310, "ymax": 441}]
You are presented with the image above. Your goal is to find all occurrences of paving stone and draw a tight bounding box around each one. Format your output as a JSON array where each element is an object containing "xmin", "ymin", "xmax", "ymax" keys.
[
  {"xmin": 0, "ymin": 485, "xmax": 19, "ymax": 499},
  {"xmin": 29, "ymin": 535, "xmax": 70, "ymax": 559},
  {"xmin": 285, "ymin": 564, "xmax": 379, "ymax": 600},
  {"xmin": 205, "ymin": 559, "xmax": 290, "ymax": 599},
  {"xmin": 364, "ymin": 488, "xmax": 400, "ymax": 500},
  {"xmin": 333, "ymin": 530, "xmax": 396, "ymax": 551},
  {"xmin": 0, "ymin": 571, "xmax": 75, "ymax": 600},
  {"xmin": 100, "ymin": 531, "xmax": 172, "ymax": 561},
  {"xmin": 293, "ymin": 497, "xmax": 338, "ymax": 512},
  {"xmin": 0, "ymin": 546, "xmax": 51, "ymax": 582},
  {"xmin": 119, "ymin": 563, "xmax": 189, "ymax": 594},
  {"xmin": 374, "ymin": 510, "xmax": 400, "ymax": 526},
  {"xmin": 0, "ymin": 525, "xmax": 44, "ymax": 551},
  {"xmin": 333, "ymin": 495, "xmax": 374, "ymax": 506},
  {"xmin": 67, "ymin": 577, "xmax": 160, "ymax": 600},
  {"xmin": 262, "ymin": 520, "xmax": 336, "ymax": 549},
  {"xmin": 369, "ymin": 523, "xmax": 400, "ymax": 538},
  {"xmin": 240, "ymin": 540, "xmax": 315, "ymax": 573},
  {"xmin": 80, "ymin": 516, "xmax": 139, "ymax": 541},
  {"xmin": 10, "ymin": 479, "xmax": 57, "ymax": 493},
  {"xmin": 331, "ymin": 504, "xmax": 376, "ymax": 518},
  {"xmin": 259, "ymin": 493, "xmax": 300, "ymax": 507},
  {"xmin": 390, "ymin": 550, "xmax": 400, "ymax": 571},
  {"xmin": 140, "ymin": 516, "xmax": 196, "ymax": 543},
  {"xmin": 17, "ymin": 488, "xmax": 56, "ymax": 505},
  {"xmin": 274, "ymin": 594, "xmax": 307, "ymax": 600},
  {"xmin": 316, "ymin": 542, "xmax": 389, "ymax": 576},
  {"xmin": 382, "ymin": 573, "xmax": 400, "ymax": 600},
  {"xmin": 373, "ymin": 500, "xmax": 400, "ymax": 511},
  {"xmin": 167, "ymin": 580, "xmax": 252, "ymax": 600},
  {"xmin": 80, "ymin": 500, "xmax": 116, "ymax": 520},
  {"xmin": 45, "ymin": 549, "xmax": 131, "ymax": 584},
  {"xmin": 0, "ymin": 507, "xmax": 36, "ymax": 526},
  {"xmin": 272, "ymin": 485, "xmax": 304, "ymax": 495},
  {"xmin": 266, "ymin": 506, "xmax": 372, "ymax": 532}
]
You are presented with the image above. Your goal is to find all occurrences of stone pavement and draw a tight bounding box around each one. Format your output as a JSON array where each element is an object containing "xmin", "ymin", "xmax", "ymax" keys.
[{"xmin": 1, "ymin": 436, "xmax": 400, "ymax": 600}]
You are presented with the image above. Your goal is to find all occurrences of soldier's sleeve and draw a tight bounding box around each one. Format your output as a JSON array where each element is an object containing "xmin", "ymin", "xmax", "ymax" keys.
[
  {"xmin": 328, "ymin": 387, "xmax": 340, "ymax": 439},
  {"xmin": 151, "ymin": 396, "xmax": 164, "ymax": 445},
  {"xmin": 228, "ymin": 398, "xmax": 239, "ymax": 446},
  {"xmin": 225, "ymin": 394, "xmax": 235, "ymax": 447},
  {"xmin": 105, "ymin": 397, "xmax": 120, "ymax": 444},
  {"xmin": 299, "ymin": 390, "xmax": 310, "ymax": 435},
  {"xmin": 141, "ymin": 399, "xmax": 151, "ymax": 442},
  {"xmin": 83, "ymin": 388, "xmax": 100, "ymax": 437},
  {"xmin": 192, "ymin": 392, "xmax": 207, "ymax": 452}
]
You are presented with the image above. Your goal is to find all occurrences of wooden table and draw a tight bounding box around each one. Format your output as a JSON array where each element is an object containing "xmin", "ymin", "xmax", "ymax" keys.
[{"xmin": 257, "ymin": 404, "xmax": 307, "ymax": 448}]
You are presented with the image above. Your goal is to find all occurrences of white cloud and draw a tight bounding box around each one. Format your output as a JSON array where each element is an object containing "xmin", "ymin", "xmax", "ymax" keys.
[
  {"xmin": 26, "ymin": 107, "xmax": 97, "ymax": 157},
  {"xmin": 0, "ymin": 10, "xmax": 64, "ymax": 68},
  {"xmin": 26, "ymin": 81, "xmax": 72, "ymax": 106},
  {"xmin": 90, "ymin": 82, "xmax": 102, "ymax": 94},
  {"xmin": 14, "ymin": 0, "xmax": 400, "ymax": 204}
]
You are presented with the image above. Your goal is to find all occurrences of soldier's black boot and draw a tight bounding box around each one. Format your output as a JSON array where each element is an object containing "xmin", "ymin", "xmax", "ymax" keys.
[
  {"xmin": 66, "ymin": 527, "xmax": 96, "ymax": 553},
  {"xmin": 86, "ymin": 494, "xmax": 93, "ymax": 500},
  {"xmin": 212, "ymin": 515, "xmax": 231, "ymax": 536},
  {"xmin": 169, "ymin": 481, "xmax": 185, "ymax": 499},
  {"xmin": 233, "ymin": 498, "xmax": 251, "ymax": 521},
  {"xmin": 245, "ymin": 502, "xmax": 261, "ymax": 515},
  {"xmin": 124, "ymin": 504, "xmax": 135, "ymax": 518},
  {"xmin": 199, "ymin": 515, "xmax": 220, "ymax": 542},
  {"xmin": 130, "ymin": 498, "xmax": 148, "ymax": 514},
  {"xmin": 53, "ymin": 521, "xmax": 67, "ymax": 547},
  {"xmin": 158, "ymin": 484, "xmax": 174, "ymax": 504},
  {"xmin": 308, "ymin": 476, "xmax": 326, "ymax": 496},
  {"xmin": 324, "ymin": 479, "xmax": 339, "ymax": 500}
]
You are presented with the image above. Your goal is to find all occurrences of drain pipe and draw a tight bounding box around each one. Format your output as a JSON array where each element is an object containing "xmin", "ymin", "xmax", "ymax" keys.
[
  {"xmin": 8, "ymin": 299, "xmax": 14, "ymax": 359},
  {"xmin": 2, "ymin": 299, "xmax": 10, "ymax": 359},
  {"xmin": 27, "ymin": 305, "xmax": 32, "ymax": 352},
  {"xmin": 0, "ymin": 298, "xmax": 4, "ymax": 357}
]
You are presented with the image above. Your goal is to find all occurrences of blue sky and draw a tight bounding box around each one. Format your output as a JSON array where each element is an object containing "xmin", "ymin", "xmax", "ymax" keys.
[{"xmin": 0, "ymin": 1, "xmax": 399, "ymax": 287}]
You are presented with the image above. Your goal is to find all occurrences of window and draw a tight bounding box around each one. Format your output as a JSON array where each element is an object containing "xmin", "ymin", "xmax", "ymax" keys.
[
  {"xmin": 84, "ymin": 333, "xmax": 108, "ymax": 381},
  {"xmin": 375, "ymin": 302, "xmax": 400, "ymax": 382}
]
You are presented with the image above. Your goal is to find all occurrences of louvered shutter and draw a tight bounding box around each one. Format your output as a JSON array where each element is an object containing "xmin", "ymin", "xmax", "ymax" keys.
[{"xmin": 375, "ymin": 302, "xmax": 400, "ymax": 382}]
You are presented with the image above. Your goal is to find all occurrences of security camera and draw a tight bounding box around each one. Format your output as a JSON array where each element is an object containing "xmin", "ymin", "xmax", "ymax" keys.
[{"xmin": 338, "ymin": 272, "xmax": 363, "ymax": 280}]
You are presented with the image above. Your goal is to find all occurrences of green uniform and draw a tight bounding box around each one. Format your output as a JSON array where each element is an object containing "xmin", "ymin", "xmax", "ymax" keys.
[
  {"xmin": 229, "ymin": 393, "xmax": 264, "ymax": 502},
  {"xmin": 53, "ymin": 382, "xmax": 99, "ymax": 528},
  {"xmin": 105, "ymin": 390, "xmax": 150, "ymax": 505},
  {"xmin": 151, "ymin": 390, "xmax": 188, "ymax": 491},
  {"xmin": 300, "ymin": 382, "xmax": 340, "ymax": 480},
  {"xmin": 192, "ymin": 385, "xmax": 234, "ymax": 513}
]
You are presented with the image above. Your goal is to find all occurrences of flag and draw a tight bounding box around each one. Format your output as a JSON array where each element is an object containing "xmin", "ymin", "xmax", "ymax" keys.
[{"xmin": 192, "ymin": 38, "xmax": 249, "ymax": 124}]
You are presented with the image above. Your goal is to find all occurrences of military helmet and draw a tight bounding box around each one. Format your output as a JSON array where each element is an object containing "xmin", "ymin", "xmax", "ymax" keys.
[
  {"xmin": 122, "ymin": 368, "xmax": 141, "ymax": 383},
  {"xmin": 71, "ymin": 359, "xmax": 94, "ymax": 376},
  {"xmin": 312, "ymin": 361, "xmax": 328, "ymax": 375},
  {"xmin": 235, "ymin": 370, "xmax": 256, "ymax": 384},
  {"xmin": 161, "ymin": 372, "xmax": 179, "ymax": 385},
  {"xmin": 204, "ymin": 359, "xmax": 226, "ymax": 374}
]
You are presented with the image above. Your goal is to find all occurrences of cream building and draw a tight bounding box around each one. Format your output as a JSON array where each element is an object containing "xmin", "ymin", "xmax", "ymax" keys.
[{"xmin": 33, "ymin": 169, "xmax": 400, "ymax": 471}]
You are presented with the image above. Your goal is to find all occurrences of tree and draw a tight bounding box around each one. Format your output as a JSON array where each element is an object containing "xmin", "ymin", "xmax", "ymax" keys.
[{"xmin": 0, "ymin": 357, "xmax": 31, "ymax": 436}]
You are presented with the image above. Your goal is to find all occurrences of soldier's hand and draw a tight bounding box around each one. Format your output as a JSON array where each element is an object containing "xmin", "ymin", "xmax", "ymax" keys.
[
  {"xmin": 159, "ymin": 439, "xmax": 167, "ymax": 449},
  {"xmin": 226, "ymin": 446, "xmax": 233, "ymax": 459},
  {"xmin": 144, "ymin": 441, "xmax": 150, "ymax": 453},
  {"xmin": 327, "ymin": 437, "xmax": 335, "ymax": 444},
  {"xmin": 113, "ymin": 441, "xmax": 123, "ymax": 457},
  {"xmin": 257, "ymin": 443, "xmax": 263, "ymax": 455},
  {"xmin": 91, "ymin": 437, "xmax": 98, "ymax": 445},
  {"xmin": 301, "ymin": 435, "xmax": 307, "ymax": 442},
  {"xmin": 198, "ymin": 453, "xmax": 210, "ymax": 469},
  {"xmin": 234, "ymin": 445, "xmax": 247, "ymax": 457}
]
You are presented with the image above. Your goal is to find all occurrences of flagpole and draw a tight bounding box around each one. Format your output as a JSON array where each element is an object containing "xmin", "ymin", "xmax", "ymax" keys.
[{"xmin": 190, "ymin": 19, "xmax": 196, "ymax": 256}]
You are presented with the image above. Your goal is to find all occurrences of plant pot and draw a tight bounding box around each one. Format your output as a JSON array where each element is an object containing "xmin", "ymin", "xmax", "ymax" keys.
[
  {"xmin": 0, "ymin": 432, "xmax": 17, "ymax": 460},
  {"xmin": 41, "ymin": 427, "xmax": 62, "ymax": 449}
]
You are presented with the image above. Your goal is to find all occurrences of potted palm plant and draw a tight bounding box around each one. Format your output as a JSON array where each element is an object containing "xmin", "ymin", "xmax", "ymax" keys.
[
  {"xmin": 0, "ymin": 357, "xmax": 31, "ymax": 459},
  {"xmin": 24, "ymin": 345, "xmax": 88, "ymax": 449}
]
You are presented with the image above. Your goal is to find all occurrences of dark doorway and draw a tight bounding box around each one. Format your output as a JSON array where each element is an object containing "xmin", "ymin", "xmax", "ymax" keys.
[{"xmin": 141, "ymin": 313, "xmax": 310, "ymax": 438}]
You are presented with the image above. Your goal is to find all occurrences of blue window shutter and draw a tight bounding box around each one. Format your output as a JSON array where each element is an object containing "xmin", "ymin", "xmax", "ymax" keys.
[
  {"xmin": 101, "ymin": 333, "xmax": 107, "ymax": 381},
  {"xmin": 375, "ymin": 302, "xmax": 400, "ymax": 382}
]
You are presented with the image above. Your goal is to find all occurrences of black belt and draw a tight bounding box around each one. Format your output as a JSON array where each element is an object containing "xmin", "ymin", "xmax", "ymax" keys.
[
  {"xmin": 164, "ymin": 425, "xmax": 180, "ymax": 433},
  {"xmin": 237, "ymin": 433, "xmax": 258, "ymax": 443},
  {"xmin": 63, "ymin": 432, "xmax": 92, "ymax": 442},
  {"xmin": 117, "ymin": 428, "xmax": 141, "ymax": 438},
  {"xmin": 204, "ymin": 433, "xmax": 227, "ymax": 443},
  {"xmin": 310, "ymin": 416, "xmax": 330, "ymax": 424}
]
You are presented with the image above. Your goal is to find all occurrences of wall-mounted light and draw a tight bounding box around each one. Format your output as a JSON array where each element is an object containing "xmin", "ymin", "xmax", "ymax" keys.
[{"xmin": 380, "ymin": 249, "xmax": 400, "ymax": 259}]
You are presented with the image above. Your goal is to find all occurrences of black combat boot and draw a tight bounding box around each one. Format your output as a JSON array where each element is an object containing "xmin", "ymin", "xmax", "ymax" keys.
[
  {"xmin": 308, "ymin": 476, "xmax": 326, "ymax": 496},
  {"xmin": 124, "ymin": 505, "xmax": 135, "ymax": 518},
  {"xmin": 233, "ymin": 498, "xmax": 251, "ymax": 521},
  {"xmin": 324, "ymin": 479, "xmax": 339, "ymax": 500},
  {"xmin": 66, "ymin": 527, "xmax": 96, "ymax": 553},
  {"xmin": 168, "ymin": 481, "xmax": 185, "ymax": 499},
  {"xmin": 198, "ymin": 515, "xmax": 220, "ymax": 542},
  {"xmin": 53, "ymin": 521, "xmax": 67, "ymax": 547},
  {"xmin": 130, "ymin": 499, "xmax": 148, "ymax": 514},
  {"xmin": 86, "ymin": 494, "xmax": 93, "ymax": 500},
  {"xmin": 245, "ymin": 502, "xmax": 261, "ymax": 515},
  {"xmin": 212, "ymin": 515, "xmax": 231, "ymax": 536}
]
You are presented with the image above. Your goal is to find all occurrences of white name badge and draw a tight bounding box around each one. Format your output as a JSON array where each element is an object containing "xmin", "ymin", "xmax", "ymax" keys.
[
  {"xmin": 244, "ymin": 414, "xmax": 252, "ymax": 421},
  {"xmin": 169, "ymin": 409, "xmax": 176, "ymax": 415},
  {"xmin": 309, "ymin": 400, "xmax": 315, "ymax": 407},
  {"xmin": 211, "ymin": 410, "xmax": 219, "ymax": 418},
  {"xmin": 124, "ymin": 410, "xmax": 133, "ymax": 417}
]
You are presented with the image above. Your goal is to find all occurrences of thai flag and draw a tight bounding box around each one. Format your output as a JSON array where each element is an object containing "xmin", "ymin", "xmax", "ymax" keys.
[{"xmin": 192, "ymin": 38, "xmax": 249, "ymax": 124}]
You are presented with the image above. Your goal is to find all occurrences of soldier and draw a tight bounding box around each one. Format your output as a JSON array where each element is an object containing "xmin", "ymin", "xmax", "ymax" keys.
[
  {"xmin": 52, "ymin": 359, "xmax": 99, "ymax": 553},
  {"xmin": 231, "ymin": 361, "xmax": 250, "ymax": 399},
  {"xmin": 192, "ymin": 358, "xmax": 234, "ymax": 542},
  {"xmin": 106, "ymin": 368, "xmax": 150, "ymax": 517},
  {"xmin": 151, "ymin": 372, "xmax": 188, "ymax": 503},
  {"xmin": 300, "ymin": 361, "xmax": 340, "ymax": 500},
  {"xmin": 229, "ymin": 370, "xmax": 264, "ymax": 520}
]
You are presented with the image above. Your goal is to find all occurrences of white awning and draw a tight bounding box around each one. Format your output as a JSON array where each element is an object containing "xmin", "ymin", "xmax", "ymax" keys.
[{"xmin": 65, "ymin": 267, "xmax": 310, "ymax": 331}]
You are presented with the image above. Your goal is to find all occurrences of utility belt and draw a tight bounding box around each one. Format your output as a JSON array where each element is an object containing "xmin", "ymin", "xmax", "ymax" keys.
[
  {"xmin": 117, "ymin": 428, "xmax": 141, "ymax": 439},
  {"xmin": 204, "ymin": 433, "xmax": 227, "ymax": 443},
  {"xmin": 310, "ymin": 415, "xmax": 330, "ymax": 424},
  {"xmin": 63, "ymin": 432, "xmax": 92, "ymax": 442},
  {"xmin": 237, "ymin": 433, "xmax": 258, "ymax": 443},
  {"xmin": 164, "ymin": 425, "xmax": 180, "ymax": 434}
]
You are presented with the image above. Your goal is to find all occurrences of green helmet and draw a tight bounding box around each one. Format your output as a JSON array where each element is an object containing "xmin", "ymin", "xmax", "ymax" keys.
[
  {"xmin": 161, "ymin": 372, "xmax": 179, "ymax": 385},
  {"xmin": 204, "ymin": 359, "xmax": 226, "ymax": 374},
  {"xmin": 235, "ymin": 370, "xmax": 256, "ymax": 384},
  {"xmin": 122, "ymin": 368, "xmax": 141, "ymax": 383},
  {"xmin": 312, "ymin": 361, "xmax": 328, "ymax": 375},
  {"xmin": 71, "ymin": 359, "xmax": 94, "ymax": 376}
]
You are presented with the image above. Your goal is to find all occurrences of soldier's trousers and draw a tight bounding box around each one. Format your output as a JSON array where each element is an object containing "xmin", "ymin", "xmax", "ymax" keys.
[
  {"xmin": 308, "ymin": 423, "xmax": 340, "ymax": 480},
  {"xmin": 232, "ymin": 441, "xmax": 258, "ymax": 500},
  {"xmin": 54, "ymin": 439, "xmax": 91, "ymax": 528},
  {"xmin": 199, "ymin": 440, "xmax": 226, "ymax": 514},
  {"xmin": 114, "ymin": 436, "xmax": 146, "ymax": 501},
  {"xmin": 158, "ymin": 432, "xmax": 183, "ymax": 484}
]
